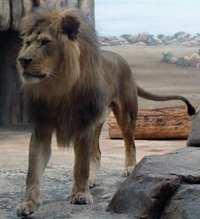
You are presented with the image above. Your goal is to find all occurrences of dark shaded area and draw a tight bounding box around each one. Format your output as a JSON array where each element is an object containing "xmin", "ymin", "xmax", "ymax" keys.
[{"xmin": 0, "ymin": 29, "xmax": 26, "ymax": 126}]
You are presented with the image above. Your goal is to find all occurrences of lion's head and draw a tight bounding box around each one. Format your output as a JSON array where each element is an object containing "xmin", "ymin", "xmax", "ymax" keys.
[{"xmin": 17, "ymin": 7, "xmax": 101, "ymax": 100}]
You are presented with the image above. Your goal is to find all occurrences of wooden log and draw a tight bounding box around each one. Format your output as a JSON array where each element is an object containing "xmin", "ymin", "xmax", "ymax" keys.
[
  {"xmin": 0, "ymin": 0, "xmax": 11, "ymax": 31},
  {"xmin": 108, "ymin": 105, "xmax": 197, "ymax": 140}
]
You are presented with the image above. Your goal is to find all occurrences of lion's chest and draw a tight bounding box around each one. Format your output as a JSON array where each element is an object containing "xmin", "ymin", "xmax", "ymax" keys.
[{"xmin": 27, "ymin": 88, "xmax": 105, "ymax": 144}]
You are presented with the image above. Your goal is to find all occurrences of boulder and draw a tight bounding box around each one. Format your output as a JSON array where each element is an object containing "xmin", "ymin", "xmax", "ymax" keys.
[
  {"xmin": 134, "ymin": 42, "xmax": 147, "ymax": 46},
  {"xmin": 138, "ymin": 32, "xmax": 150, "ymax": 43},
  {"xmin": 128, "ymin": 33, "xmax": 140, "ymax": 44},
  {"xmin": 162, "ymin": 35, "xmax": 174, "ymax": 44},
  {"xmin": 187, "ymin": 107, "xmax": 200, "ymax": 146},
  {"xmin": 162, "ymin": 49, "xmax": 174, "ymax": 62},
  {"xmin": 107, "ymin": 147, "xmax": 200, "ymax": 219},
  {"xmin": 104, "ymin": 35, "xmax": 116, "ymax": 41},
  {"xmin": 170, "ymin": 57, "xmax": 177, "ymax": 64},
  {"xmin": 150, "ymin": 36, "xmax": 163, "ymax": 45},
  {"xmin": 179, "ymin": 41, "xmax": 192, "ymax": 47},
  {"xmin": 177, "ymin": 33, "xmax": 190, "ymax": 41},
  {"xmin": 188, "ymin": 35, "xmax": 195, "ymax": 41},
  {"xmin": 123, "ymin": 41, "xmax": 130, "ymax": 45},
  {"xmin": 196, "ymin": 62, "xmax": 200, "ymax": 69},
  {"xmin": 190, "ymin": 53, "xmax": 200, "ymax": 67},
  {"xmin": 191, "ymin": 40, "xmax": 200, "ymax": 46},
  {"xmin": 166, "ymin": 38, "xmax": 178, "ymax": 45},
  {"xmin": 115, "ymin": 36, "xmax": 127, "ymax": 43},
  {"xmin": 184, "ymin": 56, "xmax": 190, "ymax": 61},
  {"xmin": 100, "ymin": 42, "xmax": 110, "ymax": 46},
  {"xmin": 194, "ymin": 37, "xmax": 200, "ymax": 42}
]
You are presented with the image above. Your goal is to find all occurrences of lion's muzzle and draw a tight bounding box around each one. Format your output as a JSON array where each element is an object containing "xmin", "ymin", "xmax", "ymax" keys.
[{"xmin": 18, "ymin": 57, "xmax": 33, "ymax": 68}]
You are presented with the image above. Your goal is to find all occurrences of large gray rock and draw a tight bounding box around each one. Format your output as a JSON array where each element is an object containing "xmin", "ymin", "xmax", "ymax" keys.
[
  {"xmin": 149, "ymin": 36, "xmax": 163, "ymax": 45},
  {"xmin": 194, "ymin": 37, "xmax": 200, "ymax": 42},
  {"xmin": 139, "ymin": 32, "xmax": 150, "ymax": 43},
  {"xmin": 187, "ymin": 108, "xmax": 200, "ymax": 146},
  {"xmin": 104, "ymin": 35, "xmax": 116, "ymax": 41},
  {"xmin": 179, "ymin": 41, "xmax": 192, "ymax": 47},
  {"xmin": 188, "ymin": 35, "xmax": 196, "ymax": 41},
  {"xmin": 128, "ymin": 33, "xmax": 140, "ymax": 44},
  {"xmin": 133, "ymin": 42, "xmax": 147, "ymax": 46},
  {"xmin": 191, "ymin": 40, "xmax": 200, "ymax": 46},
  {"xmin": 107, "ymin": 147, "xmax": 200, "ymax": 219},
  {"xmin": 166, "ymin": 38, "xmax": 178, "ymax": 45},
  {"xmin": 162, "ymin": 35, "xmax": 174, "ymax": 44},
  {"xmin": 177, "ymin": 33, "xmax": 190, "ymax": 41}
]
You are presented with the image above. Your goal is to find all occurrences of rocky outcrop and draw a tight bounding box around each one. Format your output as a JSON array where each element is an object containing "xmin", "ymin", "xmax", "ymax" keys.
[
  {"xmin": 100, "ymin": 35, "xmax": 130, "ymax": 46},
  {"xmin": 100, "ymin": 32, "xmax": 200, "ymax": 47},
  {"xmin": 162, "ymin": 50, "xmax": 200, "ymax": 67},
  {"xmin": 0, "ymin": 0, "xmax": 95, "ymax": 31},
  {"xmin": 107, "ymin": 147, "xmax": 200, "ymax": 219}
]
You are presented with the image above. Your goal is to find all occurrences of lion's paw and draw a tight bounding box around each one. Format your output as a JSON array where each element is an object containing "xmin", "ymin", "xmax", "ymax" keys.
[
  {"xmin": 123, "ymin": 166, "xmax": 134, "ymax": 177},
  {"xmin": 70, "ymin": 192, "xmax": 93, "ymax": 204},
  {"xmin": 16, "ymin": 200, "xmax": 41, "ymax": 217},
  {"xmin": 89, "ymin": 176, "xmax": 96, "ymax": 188}
]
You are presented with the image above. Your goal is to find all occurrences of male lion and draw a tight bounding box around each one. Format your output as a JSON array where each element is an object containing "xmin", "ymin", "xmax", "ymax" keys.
[{"xmin": 16, "ymin": 7, "xmax": 195, "ymax": 217}]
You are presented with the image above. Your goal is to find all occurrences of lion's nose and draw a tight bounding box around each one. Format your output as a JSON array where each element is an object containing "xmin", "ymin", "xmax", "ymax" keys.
[{"xmin": 18, "ymin": 57, "xmax": 32, "ymax": 68}]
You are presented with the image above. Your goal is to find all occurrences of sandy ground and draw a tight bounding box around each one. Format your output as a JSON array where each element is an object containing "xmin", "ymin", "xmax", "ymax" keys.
[{"xmin": 0, "ymin": 45, "xmax": 199, "ymax": 218}]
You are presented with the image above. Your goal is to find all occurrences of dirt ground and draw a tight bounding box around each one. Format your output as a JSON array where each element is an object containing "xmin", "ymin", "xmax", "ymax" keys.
[
  {"xmin": 0, "ymin": 45, "xmax": 200, "ymax": 218},
  {"xmin": 0, "ymin": 126, "xmax": 186, "ymax": 219}
]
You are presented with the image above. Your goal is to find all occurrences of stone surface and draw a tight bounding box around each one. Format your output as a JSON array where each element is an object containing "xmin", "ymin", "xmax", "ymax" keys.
[
  {"xmin": 179, "ymin": 41, "xmax": 192, "ymax": 47},
  {"xmin": 151, "ymin": 36, "xmax": 163, "ymax": 44},
  {"xmin": 170, "ymin": 56, "xmax": 177, "ymax": 64},
  {"xmin": 0, "ymin": 0, "xmax": 95, "ymax": 31},
  {"xmin": 161, "ymin": 184, "xmax": 200, "ymax": 219},
  {"xmin": 107, "ymin": 147, "xmax": 200, "ymax": 219},
  {"xmin": 177, "ymin": 33, "xmax": 190, "ymax": 41},
  {"xmin": 128, "ymin": 33, "xmax": 140, "ymax": 44},
  {"xmin": 100, "ymin": 33, "xmax": 200, "ymax": 47},
  {"xmin": 191, "ymin": 40, "xmax": 200, "ymax": 46},
  {"xmin": 139, "ymin": 32, "xmax": 150, "ymax": 43},
  {"xmin": 187, "ymin": 107, "xmax": 200, "ymax": 146},
  {"xmin": 11, "ymin": 0, "xmax": 23, "ymax": 30},
  {"xmin": 0, "ymin": 0, "xmax": 10, "ymax": 31},
  {"xmin": 134, "ymin": 41, "xmax": 147, "ymax": 46}
]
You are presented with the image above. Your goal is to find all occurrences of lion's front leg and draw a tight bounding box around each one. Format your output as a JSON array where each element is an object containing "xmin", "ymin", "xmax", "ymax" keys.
[
  {"xmin": 70, "ymin": 130, "xmax": 94, "ymax": 204},
  {"xmin": 16, "ymin": 124, "xmax": 53, "ymax": 217}
]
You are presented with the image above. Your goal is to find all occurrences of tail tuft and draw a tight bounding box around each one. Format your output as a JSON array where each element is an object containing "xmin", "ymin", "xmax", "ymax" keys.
[{"xmin": 188, "ymin": 104, "xmax": 196, "ymax": 116}]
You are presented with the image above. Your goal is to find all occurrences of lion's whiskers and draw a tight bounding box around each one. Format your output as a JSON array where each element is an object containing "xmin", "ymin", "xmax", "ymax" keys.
[{"xmin": 42, "ymin": 67, "xmax": 60, "ymax": 80}]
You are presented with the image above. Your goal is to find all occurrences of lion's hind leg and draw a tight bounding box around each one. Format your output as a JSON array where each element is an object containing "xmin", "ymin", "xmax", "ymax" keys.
[
  {"xmin": 113, "ymin": 106, "xmax": 138, "ymax": 177},
  {"xmin": 70, "ymin": 129, "xmax": 94, "ymax": 204},
  {"xmin": 89, "ymin": 124, "xmax": 103, "ymax": 188}
]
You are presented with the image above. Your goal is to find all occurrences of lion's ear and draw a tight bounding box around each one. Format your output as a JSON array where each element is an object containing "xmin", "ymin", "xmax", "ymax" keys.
[{"xmin": 61, "ymin": 16, "xmax": 80, "ymax": 40}]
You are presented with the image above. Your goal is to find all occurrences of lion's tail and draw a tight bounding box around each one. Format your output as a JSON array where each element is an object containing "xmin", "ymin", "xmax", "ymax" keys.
[{"xmin": 137, "ymin": 85, "xmax": 196, "ymax": 116}]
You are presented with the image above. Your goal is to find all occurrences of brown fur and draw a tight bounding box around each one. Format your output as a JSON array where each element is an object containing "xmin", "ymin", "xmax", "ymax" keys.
[{"xmin": 16, "ymin": 7, "xmax": 195, "ymax": 217}]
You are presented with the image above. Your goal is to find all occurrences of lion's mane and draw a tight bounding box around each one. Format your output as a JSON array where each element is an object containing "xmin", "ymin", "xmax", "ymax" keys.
[{"xmin": 19, "ymin": 7, "xmax": 105, "ymax": 146}]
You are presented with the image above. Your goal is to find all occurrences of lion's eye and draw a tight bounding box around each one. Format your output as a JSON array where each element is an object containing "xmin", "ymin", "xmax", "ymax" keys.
[
  {"xmin": 41, "ymin": 39, "xmax": 50, "ymax": 46},
  {"xmin": 26, "ymin": 41, "xmax": 31, "ymax": 47}
]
